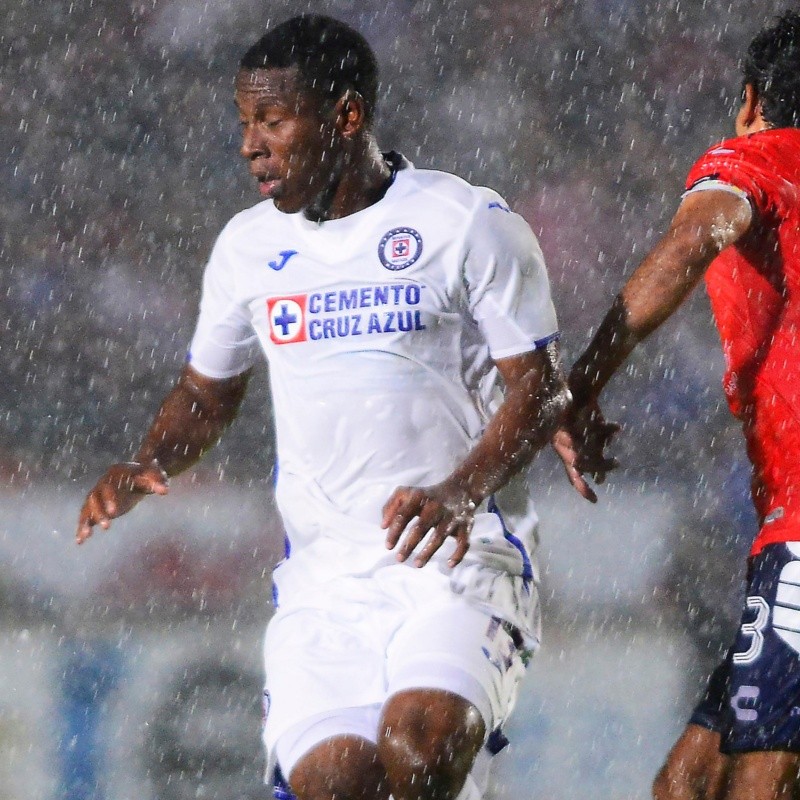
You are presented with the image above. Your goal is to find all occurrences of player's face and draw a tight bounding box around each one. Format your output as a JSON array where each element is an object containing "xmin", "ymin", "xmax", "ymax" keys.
[{"xmin": 235, "ymin": 67, "xmax": 341, "ymax": 215}]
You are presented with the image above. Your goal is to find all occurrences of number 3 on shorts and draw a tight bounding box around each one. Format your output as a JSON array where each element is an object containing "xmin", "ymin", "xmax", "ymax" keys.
[{"xmin": 733, "ymin": 595, "xmax": 770, "ymax": 665}]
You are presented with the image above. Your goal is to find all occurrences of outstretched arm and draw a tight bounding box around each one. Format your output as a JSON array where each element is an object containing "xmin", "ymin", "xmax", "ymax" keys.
[
  {"xmin": 382, "ymin": 343, "xmax": 570, "ymax": 568},
  {"xmin": 570, "ymin": 188, "xmax": 752, "ymax": 407},
  {"xmin": 555, "ymin": 187, "xmax": 753, "ymax": 494},
  {"xmin": 76, "ymin": 364, "xmax": 251, "ymax": 543}
]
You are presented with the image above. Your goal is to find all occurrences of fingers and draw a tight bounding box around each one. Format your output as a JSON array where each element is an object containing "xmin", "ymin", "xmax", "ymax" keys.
[
  {"xmin": 576, "ymin": 454, "xmax": 619, "ymax": 480},
  {"xmin": 599, "ymin": 420, "xmax": 622, "ymax": 439},
  {"xmin": 412, "ymin": 520, "xmax": 467, "ymax": 569},
  {"xmin": 382, "ymin": 486, "xmax": 474, "ymax": 568},
  {"xmin": 131, "ymin": 467, "xmax": 170, "ymax": 496},
  {"xmin": 446, "ymin": 525, "xmax": 471, "ymax": 568},
  {"xmin": 564, "ymin": 461, "xmax": 598, "ymax": 503},
  {"xmin": 393, "ymin": 499, "xmax": 446, "ymax": 563},
  {"xmin": 76, "ymin": 493, "xmax": 109, "ymax": 544},
  {"xmin": 552, "ymin": 405, "xmax": 621, "ymax": 501},
  {"xmin": 593, "ymin": 421, "xmax": 620, "ymax": 453},
  {"xmin": 382, "ymin": 487, "xmax": 418, "ymax": 549},
  {"xmin": 75, "ymin": 462, "xmax": 169, "ymax": 545},
  {"xmin": 589, "ymin": 458, "xmax": 620, "ymax": 485},
  {"xmin": 552, "ymin": 430, "xmax": 598, "ymax": 503},
  {"xmin": 400, "ymin": 514, "xmax": 473, "ymax": 568}
]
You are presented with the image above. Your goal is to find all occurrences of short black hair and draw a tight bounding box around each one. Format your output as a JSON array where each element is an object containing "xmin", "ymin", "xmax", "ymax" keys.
[
  {"xmin": 743, "ymin": 10, "xmax": 800, "ymax": 128},
  {"xmin": 240, "ymin": 14, "xmax": 379, "ymax": 125}
]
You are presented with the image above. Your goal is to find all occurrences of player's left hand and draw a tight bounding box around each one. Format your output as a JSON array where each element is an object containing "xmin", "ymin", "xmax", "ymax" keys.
[{"xmin": 382, "ymin": 481, "xmax": 476, "ymax": 568}]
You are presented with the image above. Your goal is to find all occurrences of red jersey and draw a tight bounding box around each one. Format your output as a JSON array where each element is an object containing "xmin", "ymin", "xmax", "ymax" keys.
[{"xmin": 685, "ymin": 127, "xmax": 800, "ymax": 554}]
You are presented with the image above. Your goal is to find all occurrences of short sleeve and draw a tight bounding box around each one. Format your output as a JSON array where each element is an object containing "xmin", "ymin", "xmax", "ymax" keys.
[
  {"xmin": 684, "ymin": 138, "xmax": 776, "ymax": 220},
  {"xmin": 188, "ymin": 228, "xmax": 261, "ymax": 379},
  {"xmin": 462, "ymin": 192, "xmax": 559, "ymax": 360}
]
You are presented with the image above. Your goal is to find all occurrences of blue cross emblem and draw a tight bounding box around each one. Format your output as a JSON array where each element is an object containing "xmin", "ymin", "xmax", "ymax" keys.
[{"xmin": 274, "ymin": 304, "xmax": 297, "ymax": 336}]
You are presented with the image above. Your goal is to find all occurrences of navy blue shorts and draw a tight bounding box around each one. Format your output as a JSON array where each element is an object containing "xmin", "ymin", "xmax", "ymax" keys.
[{"xmin": 689, "ymin": 542, "xmax": 800, "ymax": 753}]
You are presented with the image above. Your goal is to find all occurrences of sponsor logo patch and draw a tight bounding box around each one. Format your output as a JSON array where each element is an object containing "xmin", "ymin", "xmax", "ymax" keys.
[
  {"xmin": 731, "ymin": 685, "xmax": 759, "ymax": 722},
  {"xmin": 265, "ymin": 284, "xmax": 428, "ymax": 346},
  {"xmin": 267, "ymin": 295, "xmax": 307, "ymax": 345}
]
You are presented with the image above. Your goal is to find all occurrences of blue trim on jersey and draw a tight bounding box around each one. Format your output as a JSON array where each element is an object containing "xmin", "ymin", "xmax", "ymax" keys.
[
  {"xmin": 269, "ymin": 459, "xmax": 287, "ymax": 609},
  {"xmin": 486, "ymin": 726, "xmax": 510, "ymax": 755},
  {"xmin": 271, "ymin": 536, "xmax": 291, "ymax": 610},
  {"xmin": 273, "ymin": 765, "xmax": 297, "ymax": 800},
  {"xmin": 488, "ymin": 495, "xmax": 533, "ymax": 591},
  {"xmin": 533, "ymin": 331, "xmax": 560, "ymax": 349}
]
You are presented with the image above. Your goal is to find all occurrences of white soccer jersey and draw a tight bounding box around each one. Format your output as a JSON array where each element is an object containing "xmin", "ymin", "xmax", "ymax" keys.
[{"xmin": 189, "ymin": 155, "xmax": 558, "ymax": 640}]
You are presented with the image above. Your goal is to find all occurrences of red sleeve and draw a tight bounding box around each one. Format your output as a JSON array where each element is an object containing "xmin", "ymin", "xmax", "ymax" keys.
[{"xmin": 685, "ymin": 134, "xmax": 788, "ymax": 220}]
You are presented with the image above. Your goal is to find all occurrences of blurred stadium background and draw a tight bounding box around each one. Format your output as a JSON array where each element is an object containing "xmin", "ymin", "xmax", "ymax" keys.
[{"xmin": 0, "ymin": 0, "xmax": 784, "ymax": 797}]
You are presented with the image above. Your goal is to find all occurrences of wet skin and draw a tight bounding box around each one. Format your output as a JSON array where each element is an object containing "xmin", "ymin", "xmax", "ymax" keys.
[{"xmin": 235, "ymin": 66, "xmax": 390, "ymax": 222}]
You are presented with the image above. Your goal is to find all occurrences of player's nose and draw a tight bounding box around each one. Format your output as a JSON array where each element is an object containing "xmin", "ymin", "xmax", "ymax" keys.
[{"xmin": 240, "ymin": 125, "xmax": 268, "ymax": 160}]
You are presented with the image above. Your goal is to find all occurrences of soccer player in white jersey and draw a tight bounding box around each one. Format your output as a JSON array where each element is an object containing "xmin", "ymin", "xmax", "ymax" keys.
[{"xmin": 77, "ymin": 15, "xmax": 576, "ymax": 800}]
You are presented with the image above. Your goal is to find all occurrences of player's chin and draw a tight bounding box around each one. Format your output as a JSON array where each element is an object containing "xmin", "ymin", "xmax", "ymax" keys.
[{"xmin": 271, "ymin": 193, "xmax": 303, "ymax": 214}]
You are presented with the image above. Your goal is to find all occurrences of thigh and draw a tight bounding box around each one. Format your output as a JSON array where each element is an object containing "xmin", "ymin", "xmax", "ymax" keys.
[
  {"xmin": 724, "ymin": 751, "xmax": 800, "ymax": 800},
  {"xmin": 288, "ymin": 732, "xmax": 389, "ymax": 800},
  {"xmin": 263, "ymin": 604, "xmax": 389, "ymax": 761},
  {"xmin": 385, "ymin": 600, "xmax": 528, "ymax": 735},
  {"xmin": 653, "ymin": 723, "xmax": 728, "ymax": 800},
  {"xmin": 275, "ymin": 705, "xmax": 383, "ymax": 781}
]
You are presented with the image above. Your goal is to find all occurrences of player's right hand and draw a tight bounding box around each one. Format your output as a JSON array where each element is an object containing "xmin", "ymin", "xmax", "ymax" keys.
[
  {"xmin": 552, "ymin": 400, "xmax": 619, "ymax": 502},
  {"xmin": 76, "ymin": 460, "xmax": 169, "ymax": 545}
]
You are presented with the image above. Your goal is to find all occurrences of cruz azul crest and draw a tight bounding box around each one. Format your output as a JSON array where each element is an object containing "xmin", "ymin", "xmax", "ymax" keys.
[{"xmin": 378, "ymin": 227, "xmax": 423, "ymax": 271}]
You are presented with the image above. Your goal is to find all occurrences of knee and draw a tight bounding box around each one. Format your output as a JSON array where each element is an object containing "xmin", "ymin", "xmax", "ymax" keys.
[
  {"xmin": 652, "ymin": 752, "xmax": 722, "ymax": 800},
  {"xmin": 289, "ymin": 737, "xmax": 388, "ymax": 800},
  {"xmin": 290, "ymin": 761, "xmax": 361, "ymax": 800},
  {"xmin": 378, "ymin": 726, "xmax": 475, "ymax": 800},
  {"xmin": 652, "ymin": 760, "xmax": 679, "ymax": 800},
  {"xmin": 378, "ymin": 692, "xmax": 485, "ymax": 800}
]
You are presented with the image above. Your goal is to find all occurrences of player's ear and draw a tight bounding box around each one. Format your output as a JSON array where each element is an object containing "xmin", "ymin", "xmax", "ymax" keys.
[
  {"xmin": 744, "ymin": 84, "xmax": 760, "ymax": 122},
  {"xmin": 334, "ymin": 90, "xmax": 367, "ymax": 138},
  {"xmin": 736, "ymin": 83, "xmax": 763, "ymax": 135}
]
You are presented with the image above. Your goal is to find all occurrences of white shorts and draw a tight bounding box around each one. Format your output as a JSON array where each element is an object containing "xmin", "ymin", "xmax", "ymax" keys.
[{"xmin": 262, "ymin": 563, "xmax": 531, "ymax": 780}]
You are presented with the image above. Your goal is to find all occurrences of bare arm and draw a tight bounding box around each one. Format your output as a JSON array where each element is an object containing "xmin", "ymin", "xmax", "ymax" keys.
[
  {"xmin": 569, "ymin": 188, "xmax": 753, "ymax": 407},
  {"xmin": 76, "ymin": 364, "xmax": 251, "ymax": 543},
  {"xmin": 552, "ymin": 188, "xmax": 753, "ymax": 497},
  {"xmin": 133, "ymin": 364, "xmax": 251, "ymax": 473},
  {"xmin": 382, "ymin": 344, "xmax": 570, "ymax": 567}
]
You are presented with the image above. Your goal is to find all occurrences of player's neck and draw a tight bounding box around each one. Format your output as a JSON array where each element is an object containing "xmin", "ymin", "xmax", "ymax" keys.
[{"xmin": 303, "ymin": 139, "xmax": 392, "ymax": 223}]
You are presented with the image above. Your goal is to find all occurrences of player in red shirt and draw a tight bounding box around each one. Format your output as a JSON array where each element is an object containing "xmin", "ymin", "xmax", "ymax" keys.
[{"xmin": 554, "ymin": 11, "xmax": 800, "ymax": 800}]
